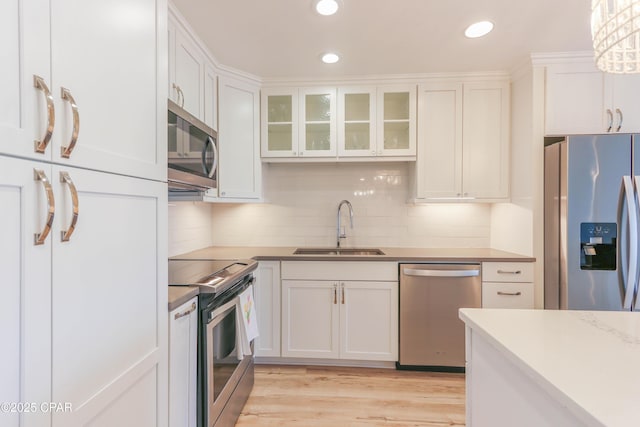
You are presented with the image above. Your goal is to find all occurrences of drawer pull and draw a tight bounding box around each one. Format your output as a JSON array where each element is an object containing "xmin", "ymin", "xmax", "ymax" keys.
[
  {"xmin": 497, "ymin": 291, "xmax": 522, "ymax": 296},
  {"xmin": 497, "ymin": 269, "xmax": 522, "ymax": 275},
  {"xmin": 174, "ymin": 302, "xmax": 197, "ymax": 320}
]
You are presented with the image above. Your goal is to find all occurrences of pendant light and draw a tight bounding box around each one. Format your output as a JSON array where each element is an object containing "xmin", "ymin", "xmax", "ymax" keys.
[{"xmin": 591, "ymin": 0, "xmax": 640, "ymax": 73}]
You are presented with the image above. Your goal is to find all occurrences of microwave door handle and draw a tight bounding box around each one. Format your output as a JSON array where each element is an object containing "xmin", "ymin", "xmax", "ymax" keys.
[{"xmin": 202, "ymin": 136, "xmax": 218, "ymax": 178}]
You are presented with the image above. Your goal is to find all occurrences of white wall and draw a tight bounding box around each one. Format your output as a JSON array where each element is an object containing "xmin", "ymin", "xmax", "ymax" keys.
[
  {"xmin": 209, "ymin": 162, "xmax": 492, "ymax": 248},
  {"xmin": 168, "ymin": 202, "xmax": 214, "ymax": 257}
]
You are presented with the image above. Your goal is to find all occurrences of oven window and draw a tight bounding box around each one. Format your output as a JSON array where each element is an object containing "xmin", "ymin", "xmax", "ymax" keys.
[{"xmin": 210, "ymin": 306, "xmax": 240, "ymax": 402}]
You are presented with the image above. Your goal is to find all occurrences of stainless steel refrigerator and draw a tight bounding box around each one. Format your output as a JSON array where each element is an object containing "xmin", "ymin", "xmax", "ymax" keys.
[{"xmin": 544, "ymin": 134, "xmax": 640, "ymax": 311}]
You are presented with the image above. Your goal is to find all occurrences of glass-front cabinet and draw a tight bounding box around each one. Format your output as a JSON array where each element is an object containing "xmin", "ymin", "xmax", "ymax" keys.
[
  {"xmin": 299, "ymin": 87, "xmax": 337, "ymax": 157},
  {"xmin": 261, "ymin": 88, "xmax": 299, "ymax": 157},
  {"xmin": 377, "ymin": 85, "xmax": 416, "ymax": 157},
  {"xmin": 261, "ymin": 85, "xmax": 415, "ymax": 160},
  {"xmin": 338, "ymin": 87, "xmax": 376, "ymax": 157}
]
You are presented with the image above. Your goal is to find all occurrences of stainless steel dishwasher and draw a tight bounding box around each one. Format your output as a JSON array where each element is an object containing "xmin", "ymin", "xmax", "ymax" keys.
[{"xmin": 398, "ymin": 263, "xmax": 481, "ymax": 371}]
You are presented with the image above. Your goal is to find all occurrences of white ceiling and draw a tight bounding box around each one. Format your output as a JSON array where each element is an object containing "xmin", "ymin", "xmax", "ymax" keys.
[{"xmin": 171, "ymin": 0, "xmax": 594, "ymax": 80}]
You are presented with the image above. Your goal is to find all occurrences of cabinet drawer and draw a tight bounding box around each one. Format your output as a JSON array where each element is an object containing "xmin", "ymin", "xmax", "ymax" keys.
[
  {"xmin": 482, "ymin": 282, "xmax": 534, "ymax": 309},
  {"xmin": 281, "ymin": 261, "xmax": 397, "ymax": 281},
  {"xmin": 482, "ymin": 262, "xmax": 533, "ymax": 282}
]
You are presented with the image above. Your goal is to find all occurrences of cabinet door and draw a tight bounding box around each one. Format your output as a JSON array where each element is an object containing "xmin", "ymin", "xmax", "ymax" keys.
[
  {"xmin": 50, "ymin": 166, "xmax": 166, "ymax": 427},
  {"xmin": 416, "ymin": 83, "xmax": 463, "ymax": 198},
  {"xmin": 49, "ymin": 0, "xmax": 164, "ymax": 181},
  {"xmin": 462, "ymin": 81, "xmax": 510, "ymax": 199},
  {"xmin": 608, "ymin": 74, "xmax": 640, "ymax": 133},
  {"xmin": 261, "ymin": 88, "xmax": 299, "ymax": 157},
  {"xmin": 173, "ymin": 28, "xmax": 204, "ymax": 118},
  {"xmin": 218, "ymin": 76, "xmax": 262, "ymax": 199},
  {"xmin": 169, "ymin": 297, "xmax": 198, "ymax": 427},
  {"xmin": 378, "ymin": 85, "xmax": 417, "ymax": 157},
  {"xmin": 254, "ymin": 261, "xmax": 281, "ymax": 357},
  {"xmin": 0, "ymin": 0, "xmax": 51, "ymax": 160},
  {"xmin": 281, "ymin": 280, "xmax": 339, "ymax": 358},
  {"xmin": 340, "ymin": 281, "xmax": 398, "ymax": 361},
  {"xmin": 337, "ymin": 87, "xmax": 376, "ymax": 157},
  {"xmin": 203, "ymin": 65, "xmax": 218, "ymax": 131},
  {"xmin": 0, "ymin": 156, "xmax": 52, "ymax": 427},
  {"xmin": 299, "ymin": 87, "xmax": 337, "ymax": 157},
  {"xmin": 545, "ymin": 63, "xmax": 606, "ymax": 135}
]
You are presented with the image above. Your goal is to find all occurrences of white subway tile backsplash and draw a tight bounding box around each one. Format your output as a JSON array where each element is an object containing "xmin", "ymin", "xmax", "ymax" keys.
[{"xmin": 208, "ymin": 162, "xmax": 492, "ymax": 248}]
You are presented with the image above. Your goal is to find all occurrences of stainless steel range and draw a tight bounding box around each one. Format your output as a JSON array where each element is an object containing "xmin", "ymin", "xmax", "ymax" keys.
[{"xmin": 169, "ymin": 259, "xmax": 258, "ymax": 427}]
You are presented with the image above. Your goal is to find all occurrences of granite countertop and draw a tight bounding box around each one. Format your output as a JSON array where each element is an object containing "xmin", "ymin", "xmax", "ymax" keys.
[
  {"xmin": 168, "ymin": 246, "xmax": 535, "ymax": 309},
  {"xmin": 168, "ymin": 286, "xmax": 199, "ymax": 311},
  {"xmin": 459, "ymin": 308, "xmax": 640, "ymax": 427}
]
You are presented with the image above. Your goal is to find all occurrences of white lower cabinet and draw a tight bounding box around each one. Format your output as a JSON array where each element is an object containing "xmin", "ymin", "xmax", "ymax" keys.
[
  {"xmin": 254, "ymin": 261, "xmax": 281, "ymax": 357},
  {"xmin": 481, "ymin": 262, "xmax": 534, "ymax": 309},
  {"xmin": 169, "ymin": 297, "xmax": 198, "ymax": 427},
  {"xmin": 0, "ymin": 155, "xmax": 167, "ymax": 427},
  {"xmin": 281, "ymin": 262, "xmax": 398, "ymax": 361}
]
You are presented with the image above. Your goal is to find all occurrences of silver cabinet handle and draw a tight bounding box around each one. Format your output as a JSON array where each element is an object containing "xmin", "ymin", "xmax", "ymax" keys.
[
  {"xmin": 59, "ymin": 172, "xmax": 79, "ymax": 242},
  {"xmin": 403, "ymin": 268, "xmax": 480, "ymax": 277},
  {"xmin": 497, "ymin": 291, "xmax": 522, "ymax": 296},
  {"xmin": 33, "ymin": 75, "xmax": 55, "ymax": 154},
  {"xmin": 60, "ymin": 87, "xmax": 80, "ymax": 158},
  {"xmin": 34, "ymin": 169, "xmax": 55, "ymax": 245},
  {"xmin": 616, "ymin": 108, "xmax": 623, "ymax": 132},
  {"xmin": 341, "ymin": 283, "xmax": 345, "ymax": 305},
  {"xmin": 497, "ymin": 269, "xmax": 522, "ymax": 275},
  {"xmin": 606, "ymin": 109, "xmax": 613, "ymax": 132},
  {"xmin": 172, "ymin": 83, "xmax": 184, "ymax": 107},
  {"xmin": 174, "ymin": 302, "xmax": 197, "ymax": 320},
  {"xmin": 333, "ymin": 283, "xmax": 337, "ymax": 305}
]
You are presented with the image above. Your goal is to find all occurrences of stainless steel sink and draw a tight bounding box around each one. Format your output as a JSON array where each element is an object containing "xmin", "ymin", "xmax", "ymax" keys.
[{"xmin": 293, "ymin": 248, "xmax": 385, "ymax": 256}]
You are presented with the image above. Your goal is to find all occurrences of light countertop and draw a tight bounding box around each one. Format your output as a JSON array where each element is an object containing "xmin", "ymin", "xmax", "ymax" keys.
[{"xmin": 459, "ymin": 308, "xmax": 640, "ymax": 427}]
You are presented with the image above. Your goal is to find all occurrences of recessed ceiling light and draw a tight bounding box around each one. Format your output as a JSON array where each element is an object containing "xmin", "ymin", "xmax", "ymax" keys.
[
  {"xmin": 315, "ymin": 0, "xmax": 339, "ymax": 16},
  {"xmin": 464, "ymin": 21, "xmax": 494, "ymax": 38},
  {"xmin": 321, "ymin": 53, "xmax": 340, "ymax": 64}
]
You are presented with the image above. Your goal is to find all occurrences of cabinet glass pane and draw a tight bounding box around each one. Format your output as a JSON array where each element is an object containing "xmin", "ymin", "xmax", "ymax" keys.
[
  {"xmin": 384, "ymin": 92, "xmax": 410, "ymax": 120},
  {"xmin": 268, "ymin": 95, "xmax": 292, "ymax": 123},
  {"xmin": 305, "ymin": 123, "xmax": 330, "ymax": 150},
  {"xmin": 268, "ymin": 124, "xmax": 293, "ymax": 151},
  {"xmin": 384, "ymin": 122, "xmax": 410, "ymax": 150},
  {"xmin": 344, "ymin": 123, "xmax": 370, "ymax": 150},
  {"xmin": 345, "ymin": 93, "xmax": 370, "ymax": 121},
  {"xmin": 306, "ymin": 94, "xmax": 331, "ymax": 121}
]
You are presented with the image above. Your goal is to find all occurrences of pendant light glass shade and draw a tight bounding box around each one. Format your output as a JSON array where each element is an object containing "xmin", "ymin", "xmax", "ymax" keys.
[{"xmin": 591, "ymin": 0, "xmax": 640, "ymax": 73}]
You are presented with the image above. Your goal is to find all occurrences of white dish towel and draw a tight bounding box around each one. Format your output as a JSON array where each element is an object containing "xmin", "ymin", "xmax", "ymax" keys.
[{"xmin": 236, "ymin": 284, "xmax": 259, "ymax": 360}]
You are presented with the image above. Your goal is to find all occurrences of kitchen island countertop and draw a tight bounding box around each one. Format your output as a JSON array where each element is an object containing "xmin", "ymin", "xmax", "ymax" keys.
[{"xmin": 460, "ymin": 308, "xmax": 640, "ymax": 427}]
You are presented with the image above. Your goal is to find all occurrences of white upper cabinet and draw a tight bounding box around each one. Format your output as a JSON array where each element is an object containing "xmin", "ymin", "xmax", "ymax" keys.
[
  {"xmin": 545, "ymin": 61, "xmax": 640, "ymax": 135},
  {"xmin": 299, "ymin": 87, "xmax": 338, "ymax": 158},
  {"xmin": 337, "ymin": 86, "xmax": 377, "ymax": 157},
  {"xmin": 261, "ymin": 88, "xmax": 299, "ymax": 158},
  {"xmin": 416, "ymin": 80, "xmax": 510, "ymax": 201},
  {"xmin": 377, "ymin": 85, "xmax": 417, "ymax": 158},
  {"xmin": 168, "ymin": 10, "xmax": 218, "ymax": 131},
  {"xmin": 171, "ymin": 27, "xmax": 204, "ymax": 118},
  {"xmin": 218, "ymin": 75, "xmax": 262, "ymax": 200},
  {"xmin": 262, "ymin": 84, "xmax": 416, "ymax": 161},
  {"xmin": 1, "ymin": 0, "xmax": 164, "ymax": 181}
]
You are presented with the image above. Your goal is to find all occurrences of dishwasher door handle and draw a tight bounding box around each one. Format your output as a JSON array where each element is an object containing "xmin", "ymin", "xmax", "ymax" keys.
[{"xmin": 403, "ymin": 268, "xmax": 480, "ymax": 278}]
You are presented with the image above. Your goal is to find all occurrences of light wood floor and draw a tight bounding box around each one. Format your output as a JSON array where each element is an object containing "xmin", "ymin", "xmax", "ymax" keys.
[{"xmin": 237, "ymin": 365, "xmax": 466, "ymax": 426}]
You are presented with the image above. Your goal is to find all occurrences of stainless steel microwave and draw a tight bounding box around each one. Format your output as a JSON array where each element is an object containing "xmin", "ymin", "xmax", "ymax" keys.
[{"xmin": 168, "ymin": 99, "xmax": 218, "ymax": 194}]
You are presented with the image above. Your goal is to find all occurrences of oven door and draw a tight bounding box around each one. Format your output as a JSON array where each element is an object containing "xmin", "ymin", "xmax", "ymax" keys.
[{"xmin": 204, "ymin": 299, "xmax": 251, "ymax": 426}]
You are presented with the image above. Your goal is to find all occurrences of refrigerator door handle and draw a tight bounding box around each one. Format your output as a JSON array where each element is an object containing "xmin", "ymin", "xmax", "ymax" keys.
[
  {"xmin": 633, "ymin": 176, "xmax": 640, "ymax": 310},
  {"xmin": 622, "ymin": 176, "xmax": 638, "ymax": 309}
]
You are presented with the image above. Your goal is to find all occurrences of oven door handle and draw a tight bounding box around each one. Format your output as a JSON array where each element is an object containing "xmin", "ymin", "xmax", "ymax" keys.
[{"xmin": 209, "ymin": 298, "xmax": 237, "ymax": 323}]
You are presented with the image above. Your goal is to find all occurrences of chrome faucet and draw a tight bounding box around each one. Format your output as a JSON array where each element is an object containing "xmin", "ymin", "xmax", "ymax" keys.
[{"xmin": 336, "ymin": 200, "xmax": 354, "ymax": 248}]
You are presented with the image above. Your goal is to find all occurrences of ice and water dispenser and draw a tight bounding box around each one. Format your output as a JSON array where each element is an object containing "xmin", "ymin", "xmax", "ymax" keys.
[{"xmin": 580, "ymin": 223, "xmax": 617, "ymax": 270}]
